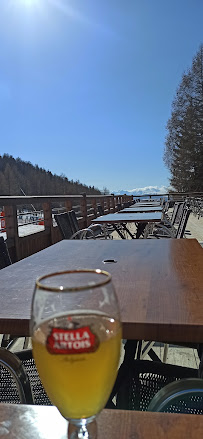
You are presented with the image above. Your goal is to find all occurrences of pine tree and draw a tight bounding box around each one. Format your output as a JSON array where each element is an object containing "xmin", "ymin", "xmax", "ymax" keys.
[{"xmin": 164, "ymin": 44, "xmax": 203, "ymax": 191}]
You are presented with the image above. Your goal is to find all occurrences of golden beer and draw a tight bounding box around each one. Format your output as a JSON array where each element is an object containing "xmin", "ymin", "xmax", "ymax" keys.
[{"xmin": 32, "ymin": 313, "xmax": 121, "ymax": 419}]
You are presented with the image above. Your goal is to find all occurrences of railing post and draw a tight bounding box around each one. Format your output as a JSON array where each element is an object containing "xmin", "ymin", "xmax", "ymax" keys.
[
  {"xmin": 4, "ymin": 205, "xmax": 19, "ymax": 262},
  {"xmin": 106, "ymin": 196, "xmax": 110, "ymax": 213},
  {"xmin": 115, "ymin": 196, "xmax": 119, "ymax": 211},
  {"xmin": 101, "ymin": 197, "xmax": 105, "ymax": 211},
  {"xmin": 80, "ymin": 193, "xmax": 87, "ymax": 228},
  {"xmin": 111, "ymin": 194, "xmax": 115, "ymax": 213},
  {"xmin": 42, "ymin": 202, "xmax": 53, "ymax": 244},
  {"xmin": 65, "ymin": 198, "xmax": 72, "ymax": 212},
  {"xmin": 91, "ymin": 197, "xmax": 97, "ymax": 217}
]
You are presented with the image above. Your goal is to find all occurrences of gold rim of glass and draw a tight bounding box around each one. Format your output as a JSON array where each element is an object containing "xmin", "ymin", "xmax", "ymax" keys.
[{"xmin": 35, "ymin": 269, "xmax": 112, "ymax": 292}]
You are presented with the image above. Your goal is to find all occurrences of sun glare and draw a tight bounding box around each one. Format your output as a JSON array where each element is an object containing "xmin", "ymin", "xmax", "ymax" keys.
[{"xmin": 16, "ymin": 0, "xmax": 40, "ymax": 8}]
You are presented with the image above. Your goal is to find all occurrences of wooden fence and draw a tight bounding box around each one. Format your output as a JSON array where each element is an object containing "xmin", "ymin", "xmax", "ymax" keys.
[
  {"xmin": 1, "ymin": 191, "xmax": 203, "ymax": 262},
  {"xmin": 0, "ymin": 193, "xmax": 132, "ymax": 262}
]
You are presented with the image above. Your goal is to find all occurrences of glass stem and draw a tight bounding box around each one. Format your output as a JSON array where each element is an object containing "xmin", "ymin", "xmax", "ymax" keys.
[{"xmin": 68, "ymin": 419, "xmax": 97, "ymax": 439}]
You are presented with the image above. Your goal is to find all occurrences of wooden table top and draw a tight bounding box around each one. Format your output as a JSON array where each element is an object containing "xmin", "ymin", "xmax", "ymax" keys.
[
  {"xmin": 120, "ymin": 206, "xmax": 163, "ymax": 213},
  {"xmin": 1, "ymin": 239, "xmax": 203, "ymax": 343},
  {"xmin": 92, "ymin": 212, "xmax": 162, "ymax": 223},
  {"xmin": 0, "ymin": 404, "xmax": 202, "ymax": 439}
]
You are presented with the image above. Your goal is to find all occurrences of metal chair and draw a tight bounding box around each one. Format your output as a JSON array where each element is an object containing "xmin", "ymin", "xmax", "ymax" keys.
[
  {"xmin": 145, "ymin": 206, "xmax": 191, "ymax": 239},
  {"xmin": 0, "ymin": 237, "xmax": 11, "ymax": 269},
  {"xmin": 0, "ymin": 348, "xmax": 34, "ymax": 404},
  {"xmin": 55, "ymin": 211, "xmax": 110, "ymax": 240},
  {"xmin": 68, "ymin": 210, "xmax": 113, "ymax": 239},
  {"xmin": 0, "ymin": 348, "xmax": 51, "ymax": 405},
  {"xmin": 148, "ymin": 378, "xmax": 203, "ymax": 414},
  {"xmin": 68, "ymin": 210, "xmax": 108, "ymax": 239},
  {"xmin": 106, "ymin": 338, "xmax": 201, "ymax": 411}
]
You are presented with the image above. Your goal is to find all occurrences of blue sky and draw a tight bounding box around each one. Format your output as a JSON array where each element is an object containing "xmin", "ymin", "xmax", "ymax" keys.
[{"xmin": 0, "ymin": 0, "xmax": 203, "ymax": 193}]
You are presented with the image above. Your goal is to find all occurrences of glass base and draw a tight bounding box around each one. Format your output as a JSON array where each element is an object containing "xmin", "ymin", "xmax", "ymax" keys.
[{"xmin": 68, "ymin": 417, "xmax": 97, "ymax": 439}]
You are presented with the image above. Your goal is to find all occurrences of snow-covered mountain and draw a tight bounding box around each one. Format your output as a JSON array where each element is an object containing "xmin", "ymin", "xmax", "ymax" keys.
[{"xmin": 114, "ymin": 186, "xmax": 168, "ymax": 196}]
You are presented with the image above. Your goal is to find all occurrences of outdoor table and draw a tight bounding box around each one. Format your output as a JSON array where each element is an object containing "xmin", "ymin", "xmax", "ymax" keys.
[
  {"xmin": 0, "ymin": 404, "xmax": 202, "ymax": 439},
  {"xmin": 0, "ymin": 239, "xmax": 203, "ymax": 343},
  {"xmin": 92, "ymin": 212, "xmax": 162, "ymax": 238}
]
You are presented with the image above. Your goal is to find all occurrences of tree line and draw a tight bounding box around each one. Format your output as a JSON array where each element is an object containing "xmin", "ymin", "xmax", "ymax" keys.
[
  {"xmin": 0, "ymin": 154, "xmax": 101, "ymax": 196},
  {"xmin": 164, "ymin": 44, "xmax": 203, "ymax": 192}
]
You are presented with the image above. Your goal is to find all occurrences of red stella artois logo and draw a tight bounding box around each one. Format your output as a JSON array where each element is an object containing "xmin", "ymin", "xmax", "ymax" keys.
[{"xmin": 46, "ymin": 326, "xmax": 99, "ymax": 355}]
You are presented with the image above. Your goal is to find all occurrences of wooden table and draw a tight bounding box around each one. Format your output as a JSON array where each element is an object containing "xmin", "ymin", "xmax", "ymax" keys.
[
  {"xmin": 0, "ymin": 404, "xmax": 202, "ymax": 438},
  {"xmin": 1, "ymin": 239, "xmax": 203, "ymax": 343},
  {"xmin": 92, "ymin": 212, "xmax": 162, "ymax": 239}
]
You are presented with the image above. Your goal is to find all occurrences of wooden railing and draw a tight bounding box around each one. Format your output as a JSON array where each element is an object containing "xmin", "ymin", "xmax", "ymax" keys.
[
  {"xmin": 0, "ymin": 193, "xmax": 133, "ymax": 262},
  {"xmin": 1, "ymin": 191, "xmax": 203, "ymax": 262}
]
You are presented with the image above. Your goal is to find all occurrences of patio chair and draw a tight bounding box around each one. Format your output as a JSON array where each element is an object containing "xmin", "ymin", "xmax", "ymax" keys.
[
  {"xmin": 148, "ymin": 378, "xmax": 203, "ymax": 414},
  {"xmin": 0, "ymin": 236, "xmax": 11, "ymax": 269},
  {"xmin": 54, "ymin": 212, "xmax": 92, "ymax": 240},
  {"xmin": 55, "ymin": 211, "xmax": 111, "ymax": 240},
  {"xmin": 0, "ymin": 348, "xmax": 51, "ymax": 405},
  {"xmin": 145, "ymin": 206, "xmax": 191, "ymax": 239},
  {"xmin": 68, "ymin": 210, "xmax": 108, "ymax": 239},
  {"xmin": 106, "ymin": 339, "xmax": 202, "ymax": 412}
]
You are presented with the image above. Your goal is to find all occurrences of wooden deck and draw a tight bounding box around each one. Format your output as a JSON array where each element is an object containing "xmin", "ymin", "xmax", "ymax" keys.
[{"xmin": 185, "ymin": 213, "xmax": 203, "ymax": 243}]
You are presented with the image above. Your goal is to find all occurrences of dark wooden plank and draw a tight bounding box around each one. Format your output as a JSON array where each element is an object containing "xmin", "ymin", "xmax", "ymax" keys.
[
  {"xmin": 92, "ymin": 212, "xmax": 162, "ymax": 223},
  {"xmin": 0, "ymin": 405, "xmax": 202, "ymax": 439},
  {"xmin": 0, "ymin": 239, "xmax": 203, "ymax": 342}
]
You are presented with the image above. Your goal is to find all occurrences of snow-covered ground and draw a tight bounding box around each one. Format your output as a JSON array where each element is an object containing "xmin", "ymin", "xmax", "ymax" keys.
[{"xmin": 0, "ymin": 224, "xmax": 44, "ymax": 239}]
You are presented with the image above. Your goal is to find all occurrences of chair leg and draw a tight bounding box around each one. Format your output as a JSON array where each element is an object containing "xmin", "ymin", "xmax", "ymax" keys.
[
  {"xmin": 140, "ymin": 341, "xmax": 156, "ymax": 359},
  {"xmin": 163, "ymin": 343, "xmax": 169, "ymax": 363},
  {"xmin": 23, "ymin": 337, "xmax": 30, "ymax": 349}
]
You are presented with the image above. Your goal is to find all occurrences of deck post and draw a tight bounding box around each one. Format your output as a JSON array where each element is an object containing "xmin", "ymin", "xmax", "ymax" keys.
[
  {"xmin": 106, "ymin": 196, "xmax": 110, "ymax": 213},
  {"xmin": 65, "ymin": 198, "xmax": 72, "ymax": 212},
  {"xmin": 91, "ymin": 197, "xmax": 97, "ymax": 217},
  {"xmin": 80, "ymin": 193, "xmax": 87, "ymax": 227},
  {"xmin": 111, "ymin": 194, "xmax": 116, "ymax": 213},
  {"xmin": 42, "ymin": 202, "xmax": 53, "ymax": 244}
]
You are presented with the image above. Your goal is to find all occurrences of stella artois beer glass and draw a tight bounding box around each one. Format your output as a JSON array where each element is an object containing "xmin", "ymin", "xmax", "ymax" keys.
[{"xmin": 31, "ymin": 269, "xmax": 121, "ymax": 438}]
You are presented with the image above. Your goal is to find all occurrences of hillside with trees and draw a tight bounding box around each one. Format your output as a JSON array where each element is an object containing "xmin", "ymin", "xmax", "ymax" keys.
[
  {"xmin": 0, "ymin": 154, "xmax": 101, "ymax": 196},
  {"xmin": 164, "ymin": 44, "xmax": 203, "ymax": 191}
]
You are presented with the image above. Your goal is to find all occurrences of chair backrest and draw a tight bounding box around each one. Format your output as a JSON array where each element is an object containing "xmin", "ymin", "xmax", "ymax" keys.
[
  {"xmin": 176, "ymin": 207, "xmax": 191, "ymax": 239},
  {"xmin": 0, "ymin": 237, "xmax": 12, "ymax": 269},
  {"xmin": 170, "ymin": 203, "xmax": 180, "ymax": 225},
  {"xmin": 97, "ymin": 205, "xmax": 104, "ymax": 216},
  {"xmin": 174, "ymin": 202, "xmax": 185, "ymax": 225},
  {"xmin": 0, "ymin": 347, "xmax": 34, "ymax": 404},
  {"xmin": 148, "ymin": 378, "xmax": 203, "ymax": 414},
  {"xmin": 117, "ymin": 203, "xmax": 122, "ymax": 211},
  {"xmin": 54, "ymin": 212, "xmax": 73, "ymax": 239},
  {"xmin": 68, "ymin": 210, "xmax": 79, "ymax": 233}
]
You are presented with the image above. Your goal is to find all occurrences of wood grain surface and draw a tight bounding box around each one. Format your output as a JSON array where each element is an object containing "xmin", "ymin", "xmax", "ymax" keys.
[
  {"xmin": 0, "ymin": 405, "xmax": 202, "ymax": 439},
  {"xmin": 0, "ymin": 239, "xmax": 203, "ymax": 343},
  {"xmin": 92, "ymin": 212, "xmax": 162, "ymax": 223}
]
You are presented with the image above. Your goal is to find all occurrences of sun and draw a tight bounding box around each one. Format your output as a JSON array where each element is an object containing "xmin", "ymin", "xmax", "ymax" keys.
[{"xmin": 17, "ymin": 0, "xmax": 40, "ymax": 7}]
